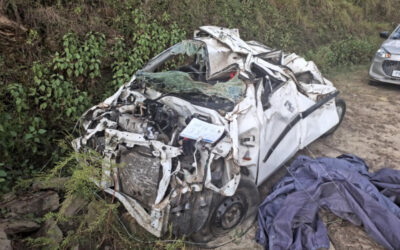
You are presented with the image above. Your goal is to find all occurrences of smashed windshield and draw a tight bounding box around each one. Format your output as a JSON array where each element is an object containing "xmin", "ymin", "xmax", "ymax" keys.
[
  {"xmin": 142, "ymin": 40, "xmax": 207, "ymax": 81},
  {"xmin": 135, "ymin": 70, "xmax": 245, "ymax": 103}
]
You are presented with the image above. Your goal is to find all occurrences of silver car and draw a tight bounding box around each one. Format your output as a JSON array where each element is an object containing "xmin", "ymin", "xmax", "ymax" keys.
[{"xmin": 369, "ymin": 24, "xmax": 400, "ymax": 85}]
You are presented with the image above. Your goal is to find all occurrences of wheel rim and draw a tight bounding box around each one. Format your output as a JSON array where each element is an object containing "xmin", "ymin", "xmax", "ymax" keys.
[
  {"xmin": 221, "ymin": 203, "xmax": 244, "ymax": 229},
  {"xmin": 212, "ymin": 195, "xmax": 247, "ymax": 234}
]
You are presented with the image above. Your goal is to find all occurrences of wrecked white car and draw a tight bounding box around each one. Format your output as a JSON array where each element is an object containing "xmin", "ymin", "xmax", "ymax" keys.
[{"xmin": 73, "ymin": 26, "xmax": 346, "ymax": 243}]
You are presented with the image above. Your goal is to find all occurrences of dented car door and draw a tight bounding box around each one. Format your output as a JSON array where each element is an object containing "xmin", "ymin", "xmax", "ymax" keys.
[
  {"xmin": 256, "ymin": 78, "xmax": 304, "ymax": 183},
  {"xmin": 256, "ymin": 75, "xmax": 339, "ymax": 184}
]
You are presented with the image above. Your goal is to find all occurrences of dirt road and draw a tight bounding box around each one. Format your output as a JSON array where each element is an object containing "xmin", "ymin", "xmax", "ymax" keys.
[{"xmin": 221, "ymin": 67, "xmax": 400, "ymax": 250}]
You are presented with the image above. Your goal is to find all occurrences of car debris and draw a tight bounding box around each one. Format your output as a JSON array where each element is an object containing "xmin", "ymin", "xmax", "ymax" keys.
[
  {"xmin": 257, "ymin": 154, "xmax": 400, "ymax": 250},
  {"xmin": 369, "ymin": 24, "xmax": 400, "ymax": 85},
  {"xmin": 72, "ymin": 26, "xmax": 346, "ymax": 242}
]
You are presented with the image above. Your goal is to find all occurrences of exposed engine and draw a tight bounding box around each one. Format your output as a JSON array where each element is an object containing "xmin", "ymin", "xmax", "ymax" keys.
[{"xmin": 73, "ymin": 84, "xmax": 241, "ymax": 237}]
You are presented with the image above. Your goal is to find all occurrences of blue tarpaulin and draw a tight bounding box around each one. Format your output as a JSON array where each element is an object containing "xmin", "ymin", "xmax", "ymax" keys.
[{"xmin": 256, "ymin": 154, "xmax": 400, "ymax": 250}]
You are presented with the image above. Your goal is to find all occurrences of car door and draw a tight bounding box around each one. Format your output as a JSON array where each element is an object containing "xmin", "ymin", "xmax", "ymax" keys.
[
  {"xmin": 255, "ymin": 77, "xmax": 303, "ymax": 184},
  {"xmin": 255, "ymin": 76, "xmax": 339, "ymax": 185}
]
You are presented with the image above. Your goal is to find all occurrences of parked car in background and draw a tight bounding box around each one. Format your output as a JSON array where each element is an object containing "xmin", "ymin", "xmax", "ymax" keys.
[
  {"xmin": 73, "ymin": 26, "xmax": 346, "ymax": 245},
  {"xmin": 369, "ymin": 24, "xmax": 400, "ymax": 85}
]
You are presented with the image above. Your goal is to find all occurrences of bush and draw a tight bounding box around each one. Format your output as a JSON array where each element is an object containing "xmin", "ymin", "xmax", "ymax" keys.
[
  {"xmin": 0, "ymin": 4, "xmax": 185, "ymax": 193},
  {"xmin": 306, "ymin": 37, "xmax": 377, "ymax": 72}
]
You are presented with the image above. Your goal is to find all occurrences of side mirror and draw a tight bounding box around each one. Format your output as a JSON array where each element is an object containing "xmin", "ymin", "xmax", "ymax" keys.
[{"xmin": 380, "ymin": 31, "xmax": 390, "ymax": 39}]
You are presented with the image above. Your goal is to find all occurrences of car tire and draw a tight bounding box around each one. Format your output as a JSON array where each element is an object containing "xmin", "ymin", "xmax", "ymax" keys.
[
  {"xmin": 323, "ymin": 98, "xmax": 346, "ymax": 136},
  {"xmin": 190, "ymin": 176, "xmax": 260, "ymax": 246},
  {"xmin": 368, "ymin": 80, "xmax": 378, "ymax": 86}
]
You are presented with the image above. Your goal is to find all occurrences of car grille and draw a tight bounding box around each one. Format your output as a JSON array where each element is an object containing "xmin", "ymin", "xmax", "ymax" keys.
[{"xmin": 382, "ymin": 60, "xmax": 400, "ymax": 77}]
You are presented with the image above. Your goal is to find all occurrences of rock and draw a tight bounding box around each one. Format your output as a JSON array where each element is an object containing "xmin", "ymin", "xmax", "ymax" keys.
[
  {"xmin": 59, "ymin": 195, "xmax": 88, "ymax": 217},
  {"xmin": 0, "ymin": 229, "xmax": 12, "ymax": 250},
  {"xmin": 0, "ymin": 219, "xmax": 40, "ymax": 235},
  {"xmin": 121, "ymin": 212, "xmax": 138, "ymax": 235},
  {"xmin": 0, "ymin": 191, "xmax": 59, "ymax": 217},
  {"xmin": 36, "ymin": 219, "xmax": 63, "ymax": 250},
  {"xmin": 58, "ymin": 195, "xmax": 89, "ymax": 233},
  {"xmin": 86, "ymin": 200, "xmax": 101, "ymax": 226},
  {"xmin": 32, "ymin": 177, "xmax": 69, "ymax": 192},
  {"xmin": 0, "ymin": 193, "xmax": 16, "ymax": 203}
]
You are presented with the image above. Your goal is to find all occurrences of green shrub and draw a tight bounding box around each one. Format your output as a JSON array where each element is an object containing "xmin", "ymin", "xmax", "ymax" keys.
[
  {"xmin": 0, "ymin": 5, "xmax": 185, "ymax": 193},
  {"xmin": 109, "ymin": 10, "xmax": 185, "ymax": 92},
  {"xmin": 306, "ymin": 36, "xmax": 377, "ymax": 72}
]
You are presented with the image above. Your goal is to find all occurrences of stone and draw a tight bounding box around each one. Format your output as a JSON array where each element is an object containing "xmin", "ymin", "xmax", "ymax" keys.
[
  {"xmin": 32, "ymin": 177, "xmax": 69, "ymax": 192},
  {"xmin": 0, "ymin": 219, "xmax": 40, "ymax": 235},
  {"xmin": 0, "ymin": 229, "xmax": 12, "ymax": 250},
  {"xmin": 59, "ymin": 195, "xmax": 88, "ymax": 217},
  {"xmin": 120, "ymin": 212, "xmax": 138, "ymax": 235},
  {"xmin": 0, "ymin": 191, "xmax": 59, "ymax": 217},
  {"xmin": 36, "ymin": 219, "xmax": 63, "ymax": 249},
  {"xmin": 58, "ymin": 195, "xmax": 89, "ymax": 233}
]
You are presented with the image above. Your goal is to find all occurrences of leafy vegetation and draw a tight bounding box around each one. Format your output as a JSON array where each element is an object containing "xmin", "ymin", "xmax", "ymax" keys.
[
  {"xmin": 0, "ymin": 1, "xmax": 185, "ymax": 192},
  {"xmin": 0, "ymin": 0, "xmax": 399, "ymax": 248}
]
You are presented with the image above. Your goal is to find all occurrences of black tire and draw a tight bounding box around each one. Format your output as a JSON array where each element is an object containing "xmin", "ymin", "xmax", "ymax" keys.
[
  {"xmin": 323, "ymin": 98, "xmax": 346, "ymax": 136},
  {"xmin": 368, "ymin": 80, "xmax": 378, "ymax": 86},
  {"xmin": 190, "ymin": 176, "xmax": 260, "ymax": 245}
]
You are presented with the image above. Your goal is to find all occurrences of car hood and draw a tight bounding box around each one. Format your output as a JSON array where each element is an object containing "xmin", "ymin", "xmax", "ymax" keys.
[{"xmin": 382, "ymin": 39, "xmax": 400, "ymax": 55}]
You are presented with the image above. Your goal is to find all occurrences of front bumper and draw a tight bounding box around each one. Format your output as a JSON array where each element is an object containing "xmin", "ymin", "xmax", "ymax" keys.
[
  {"xmin": 104, "ymin": 188, "xmax": 169, "ymax": 237},
  {"xmin": 369, "ymin": 54, "xmax": 400, "ymax": 85}
]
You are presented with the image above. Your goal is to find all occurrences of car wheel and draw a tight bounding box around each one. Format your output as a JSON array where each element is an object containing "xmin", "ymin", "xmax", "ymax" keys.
[
  {"xmin": 323, "ymin": 98, "xmax": 346, "ymax": 136},
  {"xmin": 190, "ymin": 176, "xmax": 260, "ymax": 245},
  {"xmin": 368, "ymin": 80, "xmax": 378, "ymax": 86}
]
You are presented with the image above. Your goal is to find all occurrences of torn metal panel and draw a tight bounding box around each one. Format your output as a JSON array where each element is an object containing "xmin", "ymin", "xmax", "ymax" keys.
[
  {"xmin": 252, "ymin": 57, "xmax": 289, "ymax": 81},
  {"xmin": 204, "ymin": 153, "xmax": 240, "ymax": 196},
  {"xmin": 195, "ymin": 37, "xmax": 245, "ymax": 80},
  {"xmin": 245, "ymin": 40, "xmax": 272, "ymax": 54},
  {"xmin": 283, "ymin": 53, "xmax": 330, "ymax": 85},
  {"xmin": 198, "ymin": 26, "xmax": 254, "ymax": 55},
  {"xmin": 104, "ymin": 188, "xmax": 168, "ymax": 237}
]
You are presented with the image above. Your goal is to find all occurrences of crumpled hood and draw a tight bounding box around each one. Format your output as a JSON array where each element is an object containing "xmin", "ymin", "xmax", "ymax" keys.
[{"xmin": 382, "ymin": 39, "xmax": 400, "ymax": 55}]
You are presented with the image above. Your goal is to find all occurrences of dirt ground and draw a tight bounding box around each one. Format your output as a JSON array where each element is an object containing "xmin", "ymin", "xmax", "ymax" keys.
[{"xmin": 219, "ymin": 67, "xmax": 400, "ymax": 250}]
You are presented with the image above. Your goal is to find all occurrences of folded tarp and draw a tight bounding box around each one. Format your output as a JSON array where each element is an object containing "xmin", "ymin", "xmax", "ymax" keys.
[{"xmin": 256, "ymin": 154, "xmax": 400, "ymax": 250}]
